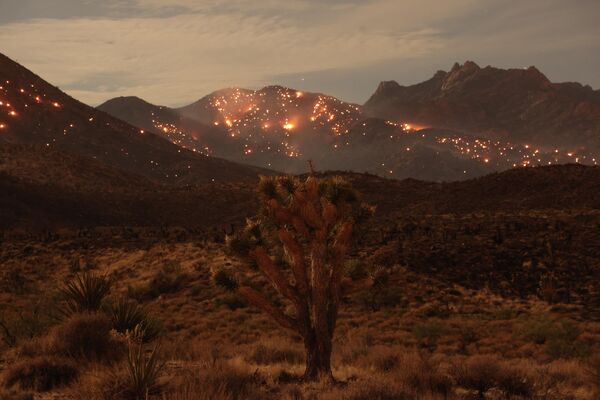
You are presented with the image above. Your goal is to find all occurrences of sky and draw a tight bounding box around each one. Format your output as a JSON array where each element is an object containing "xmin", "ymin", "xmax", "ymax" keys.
[{"xmin": 0, "ymin": 0, "xmax": 598, "ymax": 107}]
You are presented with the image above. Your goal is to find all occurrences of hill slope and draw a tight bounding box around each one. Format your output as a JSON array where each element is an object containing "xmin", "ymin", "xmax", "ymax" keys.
[
  {"xmin": 101, "ymin": 86, "xmax": 574, "ymax": 181},
  {"xmin": 0, "ymin": 53, "xmax": 271, "ymax": 184}
]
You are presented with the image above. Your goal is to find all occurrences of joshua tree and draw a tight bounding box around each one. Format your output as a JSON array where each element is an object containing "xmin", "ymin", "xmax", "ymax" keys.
[{"xmin": 215, "ymin": 175, "xmax": 373, "ymax": 380}]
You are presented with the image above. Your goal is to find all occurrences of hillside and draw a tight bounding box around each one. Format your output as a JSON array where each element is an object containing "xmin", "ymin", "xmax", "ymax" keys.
[
  {"xmin": 99, "ymin": 86, "xmax": 576, "ymax": 181},
  {"xmin": 0, "ymin": 53, "xmax": 271, "ymax": 184},
  {"xmin": 0, "ymin": 142, "xmax": 258, "ymax": 230},
  {"xmin": 3, "ymin": 150, "xmax": 600, "ymax": 231}
]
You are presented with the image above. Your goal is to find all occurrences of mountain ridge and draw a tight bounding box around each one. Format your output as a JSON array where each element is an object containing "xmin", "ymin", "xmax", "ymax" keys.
[
  {"xmin": 364, "ymin": 61, "xmax": 600, "ymax": 149},
  {"xmin": 0, "ymin": 52, "xmax": 272, "ymax": 184}
]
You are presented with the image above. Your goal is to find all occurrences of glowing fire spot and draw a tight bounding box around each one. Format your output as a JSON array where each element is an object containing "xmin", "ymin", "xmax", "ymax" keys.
[
  {"xmin": 9, "ymin": 111, "xmax": 16, "ymax": 116},
  {"xmin": 213, "ymin": 121, "xmax": 219, "ymax": 126},
  {"xmin": 162, "ymin": 127, "xmax": 168, "ymax": 132},
  {"xmin": 0, "ymin": 123, "xmax": 5, "ymax": 129},
  {"xmin": 35, "ymin": 96, "xmax": 41, "ymax": 102},
  {"xmin": 283, "ymin": 122, "xmax": 295, "ymax": 130},
  {"xmin": 296, "ymin": 91, "xmax": 303, "ymax": 98},
  {"xmin": 225, "ymin": 119, "xmax": 233, "ymax": 127},
  {"xmin": 52, "ymin": 102, "xmax": 60, "ymax": 108}
]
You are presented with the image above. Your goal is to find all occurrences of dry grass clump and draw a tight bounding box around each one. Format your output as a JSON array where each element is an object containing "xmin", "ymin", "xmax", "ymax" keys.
[
  {"xmin": 162, "ymin": 362, "xmax": 266, "ymax": 400},
  {"xmin": 51, "ymin": 312, "xmax": 124, "ymax": 362},
  {"xmin": 3, "ymin": 356, "xmax": 78, "ymax": 392},
  {"xmin": 326, "ymin": 379, "xmax": 413, "ymax": 400},
  {"xmin": 247, "ymin": 339, "xmax": 304, "ymax": 365},
  {"xmin": 451, "ymin": 354, "xmax": 533, "ymax": 398}
]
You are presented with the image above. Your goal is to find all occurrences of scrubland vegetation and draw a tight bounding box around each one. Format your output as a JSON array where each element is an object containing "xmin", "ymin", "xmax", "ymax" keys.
[{"xmin": 0, "ymin": 176, "xmax": 598, "ymax": 399}]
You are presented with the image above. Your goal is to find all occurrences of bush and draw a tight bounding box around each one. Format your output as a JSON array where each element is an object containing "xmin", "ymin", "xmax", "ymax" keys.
[
  {"xmin": 411, "ymin": 322, "xmax": 447, "ymax": 349},
  {"xmin": 148, "ymin": 263, "xmax": 187, "ymax": 296},
  {"xmin": 59, "ymin": 273, "xmax": 111, "ymax": 315},
  {"xmin": 345, "ymin": 259, "xmax": 369, "ymax": 281},
  {"xmin": 452, "ymin": 355, "xmax": 502, "ymax": 396},
  {"xmin": 451, "ymin": 355, "xmax": 533, "ymax": 398},
  {"xmin": 129, "ymin": 264, "xmax": 188, "ymax": 301},
  {"xmin": 4, "ymin": 356, "xmax": 78, "ymax": 391},
  {"xmin": 214, "ymin": 294, "xmax": 247, "ymax": 311},
  {"xmin": 395, "ymin": 352, "xmax": 452, "ymax": 397},
  {"xmin": 322, "ymin": 379, "xmax": 413, "ymax": 400},
  {"xmin": 51, "ymin": 313, "xmax": 123, "ymax": 362},
  {"xmin": 516, "ymin": 316, "xmax": 585, "ymax": 358},
  {"xmin": 106, "ymin": 298, "xmax": 162, "ymax": 343}
]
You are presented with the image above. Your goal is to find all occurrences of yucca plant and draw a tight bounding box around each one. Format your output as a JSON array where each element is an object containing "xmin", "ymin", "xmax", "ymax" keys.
[
  {"xmin": 107, "ymin": 298, "xmax": 162, "ymax": 343},
  {"xmin": 126, "ymin": 342, "xmax": 164, "ymax": 400},
  {"xmin": 59, "ymin": 272, "xmax": 111, "ymax": 316}
]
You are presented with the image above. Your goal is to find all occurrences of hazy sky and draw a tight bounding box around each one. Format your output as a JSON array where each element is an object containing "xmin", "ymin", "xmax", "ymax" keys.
[{"xmin": 0, "ymin": 0, "xmax": 598, "ymax": 106}]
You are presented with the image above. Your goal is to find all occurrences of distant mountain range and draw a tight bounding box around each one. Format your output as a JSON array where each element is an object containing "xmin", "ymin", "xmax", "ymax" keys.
[
  {"xmin": 364, "ymin": 61, "xmax": 600, "ymax": 150},
  {"xmin": 98, "ymin": 61, "xmax": 600, "ymax": 180},
  {"xmin": 0, "ymin": 53, "xmax": 269, "ymax": 184},
  {"xmin": 2, "ymin": 52, "xmax": 600, "ymax": 230}
]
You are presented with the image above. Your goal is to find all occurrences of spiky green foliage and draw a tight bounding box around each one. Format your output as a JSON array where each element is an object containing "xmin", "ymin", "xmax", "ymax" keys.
[
  {"xmin": 106, "ymin": 298, "xmax": 162, "ymax": 343},
  {"xmin": 58, "ymin": 273, "xmax": 111, "ymax": 316},
  {"xmin": 126, "ymin": 343, "xmax": 164, "ymax": 400}
]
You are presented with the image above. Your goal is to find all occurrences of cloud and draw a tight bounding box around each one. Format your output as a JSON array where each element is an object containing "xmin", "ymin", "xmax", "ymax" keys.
[{"xmin": 0, "ymin": 0, "xmax": 597, "ymax": 105}]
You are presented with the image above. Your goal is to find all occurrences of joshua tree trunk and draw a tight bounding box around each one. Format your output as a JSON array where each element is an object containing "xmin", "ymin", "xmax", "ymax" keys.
[
  {"xmin": 304, "ymin": 331, "xmax": 333, "ymax": 380},
  {"xmin": 219, "ymin": 175, "xmax": 373, "ymax": 381}
]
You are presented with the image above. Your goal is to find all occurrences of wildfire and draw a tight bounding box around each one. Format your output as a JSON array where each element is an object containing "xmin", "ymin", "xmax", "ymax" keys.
[
  {"xmin": 0, "ymin": 123, "xmax": 5, "ymax": 129},
  {"xmin": 53, "ymin": 102, "xmax": 60, "ymax": 108},
  {"xmin": 283, "ymin": 122, "xmax": 295, "ymax": 130}
]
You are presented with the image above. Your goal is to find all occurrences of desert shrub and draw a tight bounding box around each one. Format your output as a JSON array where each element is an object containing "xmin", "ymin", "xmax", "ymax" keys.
[
  {"xmin": 451, "ymin": 355, "xmax": 533, "ymax": 399},
  {"xmin": 248, "ymin": 342, "xmax": 303, "ymax": 365},
  {"xmin": 148, "ymin": 263, "xmax": 187, "ymax": 296},
  {"xmin": 3, "ymin": 356, "xmax": 78, "ymax": 392},
  {"xmin": 51, "ymin": 313, "xmax": 123, "ymax": 362},
  {"xmin": 356, "ymin": 265, "xmax": 403, "ymax": 311},
  {"xmin": 129, "ymin": 264, "xmax": 188, "ymax": 301},
  {"xmin": 321, "ymin": 378, "xmax": 413, "ymax": 400},
  {"xmin": 345, "ymin": 259, "xmax": 369, "ymax": 281},
  {"xmin": 496, "ymin": 365, "xmax": 534, "ymax": 398},
  {"xmin": 106, "ymin": 298, "xmax": 162, "ymax": 343},
  {"xmin": 516, "ymin": 316, "xmax": 586, "ymax": 358},
  {"xmin": 417, "ymin": 302, "xmax": 451, "ymax": 319},
  {"xmin": 0, "ymin": 302, "xmax": 56, "ymax": 347},
  {"xmin": 213, "ymin": 269, "xmax": 238, "ymax": 291},
  {"xmin": 411, "ymin": 322, "xmax": 448, "ymax": 349},
  {"xmin": 395, "ymin": 353, "xmax": 452, "ymax": 397},
  {"xmin": 163, "ymin": 364, "xmax": 264, "ymax": 400},
  {"xmin": 215, "ymin": 294, "xmax": 247, "ymax": 311},
  {"xmin": 59, "ymin": 272, "xmax": 111, "ymax": 315},
  {"xmin": 0, "ymin": 267, "xmax": 27, "ymax": 294},
  {"xmin": 123, "ymin": 343, "xmax": 164, "ymax": 400},
  {"xmin": 372, "ymin": 352, "xmax": 399, "ymax": 372}
]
